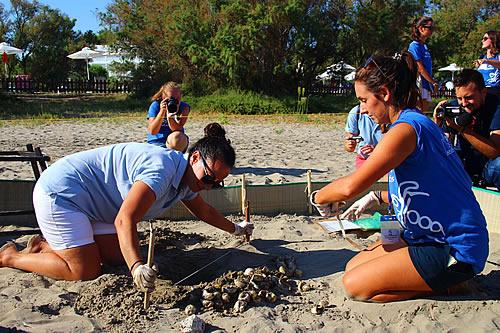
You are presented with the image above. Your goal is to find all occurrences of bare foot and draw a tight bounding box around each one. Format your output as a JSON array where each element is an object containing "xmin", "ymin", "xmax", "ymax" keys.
[
  {"xmin": 20, "ymin": 235, "xmax": 46, "ymax": 254},
  {"xmin": 0, "ymin": 242, "xmax": 18, "ymax": 267}
]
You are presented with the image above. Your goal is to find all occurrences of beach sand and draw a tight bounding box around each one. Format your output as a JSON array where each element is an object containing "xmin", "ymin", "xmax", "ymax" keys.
[{"xmin": 0, "ymin": 117, "xmax": 499, "ymax": 332}]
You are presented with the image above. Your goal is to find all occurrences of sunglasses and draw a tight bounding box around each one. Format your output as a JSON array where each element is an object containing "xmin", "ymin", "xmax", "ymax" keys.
[
  {"xmin": 363, "ymin": 56, "xmax": 387, "ymax": 79},
  {"xmin": 421, "ymin": 25, "xmax": 434, "ymax": 30},
  {"xmin": 200, "ymin": 154, "xmax": 224, "ymax": 189},
  {"xmin": 482, "ymin": 36, "xmax": 490, "ymax": 41}
]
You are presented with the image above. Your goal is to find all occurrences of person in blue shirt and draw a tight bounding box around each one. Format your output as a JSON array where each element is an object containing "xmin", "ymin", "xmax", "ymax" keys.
[
  {"xmin": 474, "ymin": 30, "xmax": 500, "ymax": 96},
  {"xmin": 147, "ymin": 81, "xmax": 190, "ymax": 152},
  {"xmin": 408, "ymin": 16, "xmax": 439, "ymax": 113},
  {"xmin": 344, "ymin": 104, "xmax": 383, "ymax": 169},
  {"xmin": 0, "ymin": 123, "xmax": 253, "ymax": 292},
  {"xmin": 309, "ymin": 52, "xmax": 488, "ymax": 302}
]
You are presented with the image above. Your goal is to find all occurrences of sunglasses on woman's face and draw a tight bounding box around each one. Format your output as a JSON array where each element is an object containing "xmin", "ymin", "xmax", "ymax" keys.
[
  {"xmin": 200, "ymin": 154, "xmax": 224, "ymax": 189},
  {"xmin": 482, "ymin": 36, "xmax": 490, "ymax": 41},
  {"xmin": 421, "ymin": 25, "xmax": 434, "ymax": 31}
]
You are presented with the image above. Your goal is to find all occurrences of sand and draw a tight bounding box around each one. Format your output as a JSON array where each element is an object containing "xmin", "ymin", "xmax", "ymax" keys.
[{"xmin": 0, "ymin": 117, "xmax": 499, "ymax": 332}]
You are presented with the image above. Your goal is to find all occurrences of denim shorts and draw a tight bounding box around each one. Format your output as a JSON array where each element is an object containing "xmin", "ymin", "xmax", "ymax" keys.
[{"xmin": 408, "ymin": 244, "xmax": 475, "ymax": 292}]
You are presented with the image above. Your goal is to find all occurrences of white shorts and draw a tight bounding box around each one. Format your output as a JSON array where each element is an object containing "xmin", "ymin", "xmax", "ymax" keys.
[
  {"xmin": 417, "ymin": 76, "xmax": 433, "ymax": 102},
  {"xmin": 33, "ymin": 184, "xmax": 117, "ymax": 250}
]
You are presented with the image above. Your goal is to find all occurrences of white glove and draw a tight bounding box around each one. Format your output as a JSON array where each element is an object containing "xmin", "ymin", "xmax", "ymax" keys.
[
  {"xmin": 233, "ymin": 220, "xmax": 254, "ymax": 237},
  {"xmin": 340, "ymin": 191, "xmax": 381, "ymax": 221},
  {"xmin": 309, "ymin": 190, "xmax": 341, "ymax": 217},
  {"xmin": 132, "ymin": 263, "xmax": 158, "ymax": 292}
]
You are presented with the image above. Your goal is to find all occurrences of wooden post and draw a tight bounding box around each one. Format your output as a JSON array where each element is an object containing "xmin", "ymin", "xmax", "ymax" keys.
[
  {"xmin": 244, "ymin": 201, "xmax": 251, "ymax": 243},
  {"xmin": 241, "ymin": 174, "xmax": 246, "ymax": 215},
  {"xmin": 307, "ymin": 170, "xmax": 312, "ymax": 214},
  {"xmin": 144, "ymin": 221, "xmax": 155, "ymax": 310}
]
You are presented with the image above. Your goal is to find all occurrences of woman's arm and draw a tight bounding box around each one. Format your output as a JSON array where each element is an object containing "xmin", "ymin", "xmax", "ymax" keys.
[
  {"xmin": 167, "ymin": 104, "xmax": 190, "ymax": 131},
  {"xmin": 315, "ymin": 122, "xmax": 417, "ymax": 204},
  {"xmin": 181, "ymin": 194, "xmax": 236, "ymax": 233},
  {"xmin": 415, "ymin": 60, "xmax": 438, "ymax": 89},
  {"xmin": 147, "ymin": 101, "xmax": 167, "ymax": 135},
  {"xmin": 114, "ymin": 181, "xmax": 156, "ymax": 271}
]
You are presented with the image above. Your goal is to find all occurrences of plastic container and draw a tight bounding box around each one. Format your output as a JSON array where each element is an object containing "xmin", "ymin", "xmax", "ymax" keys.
[{"xmin": 380, "ymin": 215, "xmax": 401, "ymax": 245}]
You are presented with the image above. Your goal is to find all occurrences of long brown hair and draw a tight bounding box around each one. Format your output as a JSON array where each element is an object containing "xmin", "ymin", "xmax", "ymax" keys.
[
  {"xmin": 355, "ymin": 52, "xmax": 420, "ymax": 110},
  {"xmin": 485, "ymin": 30, "xmax": 499, "ymax": 54},
  {"xmin": 151, "ymin": 81, "xmax": 181, "ymax": 101}
]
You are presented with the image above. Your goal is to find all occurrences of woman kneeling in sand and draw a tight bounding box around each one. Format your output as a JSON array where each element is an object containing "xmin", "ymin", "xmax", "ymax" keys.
[
  {"xmin": 310, "ymin": 53, "xmax": 488, "ymax": 302},
  {"xmin": 0, "ymin": 123, "xmax": 253, "ymax": 292}
]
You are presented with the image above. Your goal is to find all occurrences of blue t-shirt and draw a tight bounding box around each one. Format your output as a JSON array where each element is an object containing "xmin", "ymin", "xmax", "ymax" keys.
[
  {"xmin": 37, "ymin": 143, "xmax": 197, "ymax": 224},
  {"xmin": 387, "ymin": 109, "xmax": 488, "ymax": 273},
  {"xmin": 147, "ymin": 100, "xmax": 189, "ymax": 146},
  {"xmin": 478, "ymin": 53, "xmax": 500, "ymax": 88},
  {"xmin": 408, "ymin": 41, "xmax": 433, "ymax": 91},
  {"xmin": 345, "ymin": 105, "xmax": 382, "ymax": 154}
]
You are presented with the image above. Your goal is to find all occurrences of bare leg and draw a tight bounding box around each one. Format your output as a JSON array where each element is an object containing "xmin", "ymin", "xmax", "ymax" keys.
[
  {"xmin": 166, "ymin": 132, "xmax": 188, "ymax": 152},
  {"xmin": 1, "ymin": 242, "xmax": 102, "ymax": 281},
  {"xmin": 342, "ymin": 243, "xmax": 433, "ymax": 302},
  {"xmin": 94, "ymin": 234, "xmax": 125, "ymax": 266},
  {"xmin": 345, "ymin": 240, "xmax": 406, "ymax": 272}
]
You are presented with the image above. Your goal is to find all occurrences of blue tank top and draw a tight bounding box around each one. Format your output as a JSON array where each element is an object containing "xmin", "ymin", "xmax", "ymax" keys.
[
  {"xmin": 478, "ymin": 53, "xmax": 500, "ymax": 88},
  {"xmin": 147, "ymin": 100, "xmax": 188, "ymax": 146},
  {"xmin": 388, "ymin": 109, "xmax": 488, "ymax": 273}
]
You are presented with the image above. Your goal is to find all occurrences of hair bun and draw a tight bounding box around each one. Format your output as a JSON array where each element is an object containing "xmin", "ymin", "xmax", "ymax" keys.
[{"xmin": 204, "ymin": 122, "xmax": 227, "ymax": 139}]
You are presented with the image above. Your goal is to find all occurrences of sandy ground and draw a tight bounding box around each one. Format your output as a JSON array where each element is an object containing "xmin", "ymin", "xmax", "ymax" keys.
[{"xmin": 0, "ymin": 118, "xmax": 499, "ymax": 332}]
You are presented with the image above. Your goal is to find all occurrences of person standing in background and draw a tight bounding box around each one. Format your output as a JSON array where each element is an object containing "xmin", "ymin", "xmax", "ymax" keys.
[
  {"xmin": 408, "ymin": 16, "xmax": 439, "ymax": 113},
  {"xmin": 475, "ymin": 30, "xmax": 500, "ymax": 96}
]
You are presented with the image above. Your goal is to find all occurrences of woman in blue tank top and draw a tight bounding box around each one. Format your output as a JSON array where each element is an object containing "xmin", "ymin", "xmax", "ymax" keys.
[{"xmin": 309, "ymin": 53, "xmax": 489, "ymax": 302}]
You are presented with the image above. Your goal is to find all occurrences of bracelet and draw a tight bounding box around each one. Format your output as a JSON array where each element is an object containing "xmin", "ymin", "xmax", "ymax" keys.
[{"xmin": 129, "ymin": 259, "xmax": 142, "ymax": 273}]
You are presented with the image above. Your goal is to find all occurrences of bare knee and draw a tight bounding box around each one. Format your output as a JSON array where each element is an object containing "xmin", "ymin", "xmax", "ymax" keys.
[
  {"xmin": 66, "ymin": 263, "xmax": 102, "ymax": 281},
  {"xmin": 167, "ymin": 132, "xmax": 188, "ymax": 152},
  {"xmin": 342, "ymin": 271, "xmax": 370, "ymax": 301}
]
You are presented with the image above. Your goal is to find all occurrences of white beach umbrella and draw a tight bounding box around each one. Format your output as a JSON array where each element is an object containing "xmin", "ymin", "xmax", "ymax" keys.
[
  {"xmin": 67, "ymin": 47, "xmax": 104, "ymax": 80},
  {"xmin": 438, "ymin": 63, "xmax": 463, "ymax": 81},
  {"xmin": 344, "ymin": 70, "xmax": 356, "ymax": 81},
  {"xmin": 1, "ymin": 42, "xmax": 24, "ymax": 77},
  {"xmin": 327, "ymin": 61, "xmax": 356, "ymax": 72}
]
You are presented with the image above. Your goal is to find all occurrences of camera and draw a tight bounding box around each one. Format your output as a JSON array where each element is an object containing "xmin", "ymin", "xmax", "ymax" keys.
[
  {"xmin": 166, "ymin": 97, "xmax": 179, "ymax": 114},
  {"xmin": 347, "ymin": 136, "xmax": 363, "ymax": 142},
  {"xmin": 436, "ymin": 102, "xmax": 474, "ymax": 127}
]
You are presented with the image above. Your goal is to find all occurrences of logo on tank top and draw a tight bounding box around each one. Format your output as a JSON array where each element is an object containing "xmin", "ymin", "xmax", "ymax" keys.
[{"xmin": 391, "ymin": 181, "xmax": 445, "ymax": 242}]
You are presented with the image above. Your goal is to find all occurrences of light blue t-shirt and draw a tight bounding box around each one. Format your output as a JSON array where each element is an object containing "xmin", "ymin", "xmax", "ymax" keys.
[
  {"xmin": 147, "ymin": 100, "xmax": 189, "ymax": 147},
  {"xmin": 388, "ymin": 109, "xmax": 488, "ymax": 273},
  {"xmin": 345, "ymin": 105, "xmax": 382, "ymax": 154},
  {"xmin": 37, "ymin": 143, "xmax": 197, "ymax": 224},
  {"xmin": 478, "ymin": 53, "xmax": 500, "ymax": 88},
  {"xmin": 408, "ymin": 41, "xmax": 433, "ymax": 91}
]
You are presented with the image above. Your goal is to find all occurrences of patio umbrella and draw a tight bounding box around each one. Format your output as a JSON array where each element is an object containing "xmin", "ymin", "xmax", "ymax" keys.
[
  {"xmin": 67, "ymin": 47, "xmax": 103, "ymax": 80},
  {"xmin": 344, "ymin": 70, "xmax": 356, "ymax": 81},
  {"xmin": 438, "ymin": 63, "xmax": 463, "ymax": 81},
  {"xmin": 327, "ymin": 61, "xmax": 356, "ymax": 72},
  {"xmin": 0, "ymin": 42, "xmax": 24, "ymax": 77}
]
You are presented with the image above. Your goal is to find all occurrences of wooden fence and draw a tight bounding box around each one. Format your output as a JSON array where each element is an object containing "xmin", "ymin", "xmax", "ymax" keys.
[
  {"xmin": 307, "ymin": 85, "xmax": 456, "ymax": 99},
  {"xmin": 0, "ymin": 78, "xmax": 137, "ymax": 94}
]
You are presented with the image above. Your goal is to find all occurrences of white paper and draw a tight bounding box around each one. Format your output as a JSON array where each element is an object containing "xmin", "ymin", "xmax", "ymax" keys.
[{"xmin": 318, "ymin": 219, "xmax": 361, "ymax": 233}]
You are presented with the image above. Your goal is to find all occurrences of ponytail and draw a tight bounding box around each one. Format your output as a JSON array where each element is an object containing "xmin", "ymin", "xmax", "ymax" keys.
[{"xmin": 189, "ymin": 123, "xmax": 235, "ymax": 168}]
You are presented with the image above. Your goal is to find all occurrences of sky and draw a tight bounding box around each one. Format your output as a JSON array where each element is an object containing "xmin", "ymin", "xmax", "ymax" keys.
[{"xmin": 1, "ymin": 0, "xmax": 112, "ymax": 32}]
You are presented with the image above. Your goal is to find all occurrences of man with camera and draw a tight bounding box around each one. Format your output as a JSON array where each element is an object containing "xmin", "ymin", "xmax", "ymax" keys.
[
  {"xmin": 434, "ymin": 69, "xmax": 500, "ymax": 190},
  {"xmin": 147, "ymin": 81, "xmax": 190, "ymax": 152}
]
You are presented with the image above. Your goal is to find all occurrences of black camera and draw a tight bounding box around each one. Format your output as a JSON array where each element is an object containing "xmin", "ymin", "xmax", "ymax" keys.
[
  {"xmin": 166, "ymin": 97, "xmax": 179, "ymax": 114},
  {"xmin": 436, "ymin": 102, "xmax": 474, "ymax": 127}
]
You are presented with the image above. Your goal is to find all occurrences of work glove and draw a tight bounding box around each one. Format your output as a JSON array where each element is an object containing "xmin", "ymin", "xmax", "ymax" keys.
[
  {"xmin": 340, "ymin": 191, "xmax": 382, "ymax": 221},
  {"xmin": 309, "ymin": 190, "xmax": 342, "ymax": 217},
  {"xmin": 232, "ymin": 220, "xmax": 254, "ymax": 237},
  {"xmin": 132, "ymin": 263, "xmax": 159, "ymax": 292}
]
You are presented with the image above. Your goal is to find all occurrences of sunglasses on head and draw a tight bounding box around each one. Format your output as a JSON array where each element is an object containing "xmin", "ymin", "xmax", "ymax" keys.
[
  {"xmin": 363, "ymin": 55, "xmax": 387, "ymax": 79},
  {"xmin": 200, "ymin": 153, "xmax": 224, "ymax": 189}
]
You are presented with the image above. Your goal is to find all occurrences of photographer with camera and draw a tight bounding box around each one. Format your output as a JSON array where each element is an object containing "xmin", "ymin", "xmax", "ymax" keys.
[
  {"xmin": 147, "ymin": 81, "xmax": 190, "ymax": 152},
  {"xmin": 433, "ymin": 69, "xmax": 500, "ymax": 190},
  {"xmin": 344, "ymin": 104, "xmax": 383, "ymax": 169}
]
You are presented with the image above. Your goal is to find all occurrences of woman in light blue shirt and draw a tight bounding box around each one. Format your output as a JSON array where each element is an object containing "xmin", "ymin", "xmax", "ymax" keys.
[{"xmin": 0, "ymin": 123, "xmax": 253, "ymax": 292}]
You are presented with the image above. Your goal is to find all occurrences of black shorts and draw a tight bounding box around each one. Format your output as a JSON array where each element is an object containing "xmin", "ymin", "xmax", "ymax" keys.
[{"xmin": 408, "ymin": 244, "xmax": 475, "ymax": 292}]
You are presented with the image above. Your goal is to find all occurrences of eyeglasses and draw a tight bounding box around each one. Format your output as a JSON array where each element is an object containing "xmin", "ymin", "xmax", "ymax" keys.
[
  {"xmin": 200, "ymin": 154, "xmax": 224, "ymax": 189},
  {"xmin": 482, "ymin": 36, "xmax": 490, "ymax": 41},
  {"xmin": 363, "ymin": 56, "xmax": 387, "ymax": 79},
  {"xmin": 421, "ymin": 25, "xmax": 434, "ymax": 31}
]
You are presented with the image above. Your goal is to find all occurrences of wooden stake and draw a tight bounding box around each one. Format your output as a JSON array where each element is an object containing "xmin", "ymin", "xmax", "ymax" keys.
[
  {"xmin": 244, "ymin": 200, "xmax": 251, "ymax": 243},
  {"xmin": 307, "ymin": 170, "xmax": 312, "ymax": 214},
  {"xmin": 241, "ymin": 174, "xmax": 246, "ymax": 215},
  {"xmin": 144, "ymin": 221, "xmax": 155, "ymax": 310}
]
